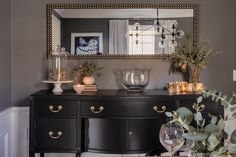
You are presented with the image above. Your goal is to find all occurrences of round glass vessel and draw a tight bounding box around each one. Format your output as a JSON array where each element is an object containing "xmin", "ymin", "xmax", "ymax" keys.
[
  {"xmin": 120, "ymin": 68, "xmax": 151, "ymax": 92},
  {"xmin": 48, "ymin": 46, "xmax": 69, "ymax": 81}
]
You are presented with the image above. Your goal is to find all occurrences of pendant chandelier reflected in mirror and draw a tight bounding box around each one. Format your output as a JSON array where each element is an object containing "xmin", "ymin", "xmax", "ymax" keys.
[{"xmin": 130, "ymin": 9, "xmax": 185, "ymax": 49}]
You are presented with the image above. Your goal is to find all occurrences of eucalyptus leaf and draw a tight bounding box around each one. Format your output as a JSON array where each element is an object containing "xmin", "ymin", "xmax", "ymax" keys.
[
  {"xmin": 230, "ymin": 106, "xmax": 236, "ymax": 112},
  {"xmin": 211, "ymin": 115, "xmax": 217, "ymax": 124},
  {"xmin": 197, "ymin": 96, "xmax": 203, "ymax": 104},
  {"xmin": 210, "ymin": 151, "xmax": 218, "ymax": 157},
  {"xmin": 206, "ymin": 91, "xmax": 211, "ymax": 97},
  {"xmin": 232, "ymin": 112, "xmax": 236, "ymax": 118},
  {"xmin": 217, "ymin": 119, "xmax": 224, "ymax": 129},
  {"xmin": 212, "ymin": 95, "xmax": 216, "ymax": 101},
  {"xmin": 213, "ymin": 90, "xmax": 217, "ymax": 95},
  {"xmin": 165, "ymin": 112, "xmax": 173, "ymax": 117},
  {"xmin": 173, "ymin": 111, "xmax": 177, "ymax": 116},
  {"xmin": 202, "ymin": 92, "xmax": 207, "ymax": 98},
  {"xmin": 205, "ymin": 124, "xmax": 219, "ymax": 134},
  {"xmin": 221, "ymin": 100, "xmax": 228, "ymax": 108},
  {"xmin": 183, "ymin": 132, "xmax": 208, "ymax": 141},
  {"xmin": 207, "ymin": 134, "xmax": 220, "ymax": 151},
  {"xmin": 194, "ymin": 112, "xmax": 203, "ymax": 121},
  {"xmin": 218, "ymin": 146, "xmax": 227, "ymax": 154},
  {"xmin": 224, "ymin": 102, "xmax": 229, "ymax": 109},
  {"xmin": 193, "ymin": 103, "xmax": 198, "ymax": 110},
  {"xmin": 228, "ymin": 97, "xmax": 233, "ymax": 104},
  {"xmin": 228, "ymin": 144, "xmax": 236, "ymax": 154},
  {"xmin": 176, "ymin": 107, "xmax": 193, "ymax": 124}
]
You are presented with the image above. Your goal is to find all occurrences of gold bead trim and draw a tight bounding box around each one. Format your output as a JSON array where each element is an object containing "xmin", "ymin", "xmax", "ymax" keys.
[{"xmin": 46, "ymin": 4, "xmax": 200, "ymax": 60}]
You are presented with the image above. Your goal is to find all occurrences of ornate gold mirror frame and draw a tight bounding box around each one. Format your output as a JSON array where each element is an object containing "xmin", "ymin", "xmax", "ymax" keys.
[{"xmin": 47, "ymin": 4, "xmax": 199, "ymax": 59}]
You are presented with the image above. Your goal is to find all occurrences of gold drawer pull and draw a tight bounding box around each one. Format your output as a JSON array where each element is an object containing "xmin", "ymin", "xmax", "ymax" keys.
[
  {"xmin": 90, "ymin": 106, "xmax": 104, "ymax": 113},
  {"xmin": 48, "ymin": 131, "xmax": 62, "ymax": 139},
  {"xmin": 153, "ymin": 105, "xmax": 166, "ymax": 113},
  {"xmin": 49, "ymin": 105, "xmax": 63, "ymax": 113}
]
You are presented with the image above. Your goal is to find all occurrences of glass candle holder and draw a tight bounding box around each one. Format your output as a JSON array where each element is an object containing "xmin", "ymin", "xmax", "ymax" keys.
[
  {"xmin": 180, "ymin": 81, "xmax": 188, "ymax": 92},
  {"xmin": 186, "ymin": 83, "xmax": 194, "ymax": 92},
  {"xmin": 173, "ymin": 82, "xmax": 181, "ymax": 94},
  {"xmin": 195, "ymin": 83, "xmax": 204, "ymax": 92},
  {"xmin": 167, "ymin": 82, "xmax": 175, "ymax": 93},
  {"xmin": 48, "ymin": 46, "xmax": 69, "ymax": 81}
]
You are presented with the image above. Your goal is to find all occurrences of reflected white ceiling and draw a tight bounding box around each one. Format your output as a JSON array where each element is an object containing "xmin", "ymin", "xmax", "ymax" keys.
[{"xmin": 54, "ymin": 9, "xmax": 193, "ymax": 18}]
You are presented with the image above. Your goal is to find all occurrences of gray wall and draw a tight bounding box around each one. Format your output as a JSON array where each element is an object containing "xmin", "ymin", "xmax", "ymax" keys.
[
  {"xmin": 11, "ymin": 0, "xmax": 236, "ymax": 107},
  {"xmin": 0, "ymin": 0, "xmax": 11, "ymax": 111}
]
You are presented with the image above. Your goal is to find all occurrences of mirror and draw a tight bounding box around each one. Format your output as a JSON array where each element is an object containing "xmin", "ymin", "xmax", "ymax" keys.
[{"xmin": 47, "ymin": 4, "xmax": 199, "ymax": 59}]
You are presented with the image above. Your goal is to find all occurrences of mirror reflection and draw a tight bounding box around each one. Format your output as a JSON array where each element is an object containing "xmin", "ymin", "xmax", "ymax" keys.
[{"xmin": 50, "ymin": 8, "xmax": 194, "ymax": 56}]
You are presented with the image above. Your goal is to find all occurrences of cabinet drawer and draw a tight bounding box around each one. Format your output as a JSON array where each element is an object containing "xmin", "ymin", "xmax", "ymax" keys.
[
  {"xmin": 35, "ymin": 118, "xmax": 76, "ymax": 150},
  {"xmin": 81, "ymin": 100, "xmax": 175, "ymax": 117},
  {"xmin": 35, "ymin": 101, "xmax": 77, "ymax": 117}
]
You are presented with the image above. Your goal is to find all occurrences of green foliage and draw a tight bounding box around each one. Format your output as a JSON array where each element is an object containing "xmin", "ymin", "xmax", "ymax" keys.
[
  {"xmin": 165, "ymin": 89, "xmax": 236, "ymax": 156},
  {"xmin": 169, "ymin": 37, "xmax": 220, "ymax": 74},
  {"xmin": 72, "ymin": 61, "xmax": 103, "ymax": 77},
  {"xmin": 228, "ymin": 145, "xmax": 236, "ymax": 154},
  {"xmin": 176, "ymin": 107, "xmax": 193, "ymax": 124},
  {"xmin": 207, "ymin": 135, "xmax": 220, "ymax": 151},
  {"xmin": 230, "ymin": 130, "xmax": 236, "ymax": 144},
  {"xmin": 183, "ymin": 132, "xmax": 208, "ymax": 141}
]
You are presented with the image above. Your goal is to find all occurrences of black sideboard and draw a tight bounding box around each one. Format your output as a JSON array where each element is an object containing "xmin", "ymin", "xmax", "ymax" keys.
[{"xmin": 29, "ymin": 90, "xmax": 223, "ymax": 157}]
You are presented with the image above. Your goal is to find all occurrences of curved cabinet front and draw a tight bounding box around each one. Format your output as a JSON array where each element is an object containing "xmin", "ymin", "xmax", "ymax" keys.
[
  {"xmin": 86, "ymin": 118, "xmax": 127, "ymax": 153},
  {"xmin": 30, "ymin": 90, "xmax": 223, "ymax": 157},
  {"xmin": 85, "ymin": 118, "xmax": 167, "ymax": 154}
]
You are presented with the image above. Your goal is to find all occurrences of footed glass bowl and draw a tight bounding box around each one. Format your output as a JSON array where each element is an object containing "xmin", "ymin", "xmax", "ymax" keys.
[{"xmin": 120, "ymin": 68, "xmax": 151, "ymax": 92}]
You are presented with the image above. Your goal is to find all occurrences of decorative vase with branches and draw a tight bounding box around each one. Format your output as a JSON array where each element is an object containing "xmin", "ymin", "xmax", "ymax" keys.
[
  {"xmin": 72, "ymin": 61, "xmax": 103, "ymax": 84},
  {"xmin": 169, "ymin": 37, "xmax": 220, "ymax": 83}
]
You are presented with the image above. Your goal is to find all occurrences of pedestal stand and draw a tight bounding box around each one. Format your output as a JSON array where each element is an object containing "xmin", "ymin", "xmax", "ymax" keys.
[{"xmin": 42, "ymin": 80, "xmax": 73, "ymax": 94}]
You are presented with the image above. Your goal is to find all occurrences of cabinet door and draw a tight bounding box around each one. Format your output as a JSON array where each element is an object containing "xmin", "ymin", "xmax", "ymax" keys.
[
  {"xmin": 86, "ymin": 118, "xmax": 127, "ymax": 152},
  {"xmin": 127, "ymin": 119, "xmax": 166, "ymax": 152}
]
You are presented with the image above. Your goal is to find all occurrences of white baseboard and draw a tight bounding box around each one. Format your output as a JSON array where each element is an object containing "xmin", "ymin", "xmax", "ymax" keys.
[
  {"xmin": 0, "ymin": 107, "xmax": 12, "ymax": 157},
  {"xmin": 0, "ymin": 107, "xmax": 29, "ymax": 157},
  {"xmin": 11, "ymin": 107, "xmax": 29, "ymax": 157}
]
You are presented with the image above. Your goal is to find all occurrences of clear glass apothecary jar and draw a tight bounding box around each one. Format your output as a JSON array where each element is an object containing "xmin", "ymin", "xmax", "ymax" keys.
[{"xmin": 48, "ymin": 45, "xmax": 69, "ymax": 81}]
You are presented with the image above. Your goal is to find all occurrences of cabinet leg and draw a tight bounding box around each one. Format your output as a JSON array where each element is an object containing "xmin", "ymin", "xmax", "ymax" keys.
[
  {"xmin": 40, "ymin": 153, "xmax": 44, "ymax": 157},
  {"xmin": 76, "ymin": 153, "xmax": 81, "ymax": 157}
]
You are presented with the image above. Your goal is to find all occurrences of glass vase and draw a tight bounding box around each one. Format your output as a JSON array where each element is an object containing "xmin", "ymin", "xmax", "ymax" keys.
[
  {"xmin": 189, "ymin": 68, "xmax": 200, "ymax": 83},
  {"xmin": 48, "ymin": 46, "xmax": 69, "ymax": 81}
]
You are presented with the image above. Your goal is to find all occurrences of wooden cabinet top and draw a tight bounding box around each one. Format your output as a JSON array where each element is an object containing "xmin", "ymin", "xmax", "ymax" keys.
[{"xmin": 31, "ymin": 90, "xmax": 202, "ymax": 101}]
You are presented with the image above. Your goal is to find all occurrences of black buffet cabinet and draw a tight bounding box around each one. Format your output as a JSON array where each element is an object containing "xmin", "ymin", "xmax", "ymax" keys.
[{"xmin": 29, "ymin": 90, "xmax": 223, "ymax": 157}]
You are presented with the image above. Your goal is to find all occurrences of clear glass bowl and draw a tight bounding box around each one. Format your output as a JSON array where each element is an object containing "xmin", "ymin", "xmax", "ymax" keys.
[{"xmin": 120, "ymin": 68, "xmax": 151, "ymax": 92}]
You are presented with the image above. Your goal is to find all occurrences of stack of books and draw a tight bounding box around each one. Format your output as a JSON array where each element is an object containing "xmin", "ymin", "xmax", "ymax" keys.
[{"xmin": 83, "ymin": 84, "xmax": 97, "ymax": 92}]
